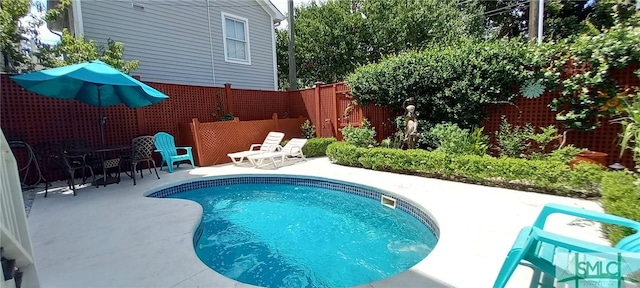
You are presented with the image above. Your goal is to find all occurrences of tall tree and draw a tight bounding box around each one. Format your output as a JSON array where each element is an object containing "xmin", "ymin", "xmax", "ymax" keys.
[
  {"xmin": 481, "ymin": 0, "xmax": 637, "ymax": 40},
  {"xmin": 1, "ymin": 0, "xmax": 138, "ymax": 74},
  {"xmin": 276, "ymin": 28, "xmax": 292, "ymax": 90},
  {"xmin": 0, "ymin": 0, "xmax": 32, "ymax": 72},
  {"xmin": 358, "ymin": 0, "xmax": 484, "ymax": 63},
  {"xmin": 278, "ymin": 0, "xmax": 484, "ymax": 88},
  {"xmin": 291, "ymin": 0, "xmax": 368, "ymax": 86},
  {"xmin": 35, "ymin": 29, "xmax": 140, "ymax": 74}
]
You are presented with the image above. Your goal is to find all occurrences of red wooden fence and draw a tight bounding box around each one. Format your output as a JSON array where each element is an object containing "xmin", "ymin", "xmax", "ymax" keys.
[
  {"xmin": 182, "ymin": 114, "xmax": 305, "ymax": 167},
  {"xmin": 2, "ymin": 62, "xmax": 638, "ymax": 181},
  {"xmin": 483, "ymin": 63, "xmax": 640, "ymax": 169},
  {"xmin": 290, "ymin": 82, "xmax": 395, "ymax": 142},
  {"xmin": 0, "ymin": 74, "xmax": 389, "ymax": 182}
]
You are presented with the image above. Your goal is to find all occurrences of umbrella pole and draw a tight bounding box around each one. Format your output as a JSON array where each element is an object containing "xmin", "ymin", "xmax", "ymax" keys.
[{"xmin": 98, "ymin": 88, "xmax": 105, "ymax": 148}]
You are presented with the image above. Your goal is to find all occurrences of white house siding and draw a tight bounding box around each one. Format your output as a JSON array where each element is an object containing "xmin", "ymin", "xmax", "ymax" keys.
[
  {"xmin": 209, "ymin": 1, "xmax": 277, "ymax": 90},
  {"xmin": 79, "ymin": 0, "xmax": 277, "ymax": 90}
]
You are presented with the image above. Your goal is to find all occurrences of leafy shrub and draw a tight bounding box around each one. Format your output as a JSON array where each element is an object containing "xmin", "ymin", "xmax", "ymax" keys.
[
  {"xmin": 357, "ymin": 148, "xmax": 453, "ymax": 175},
  {"xmin": 380, "ymin": 116, "xmax": 414, "ymax": 149},
  {"xmin": 328, "ymin": 142, "xmax": 604, "ymax": 197},
  {"xmin": 614, "ymin": 90, "xmax": 640, "ymax": 173},
  {"xmin": 381, "ymin": 131, "xmax": 405, "ymax": 149},
  {"xmin": 566, "ymin": 163, "xmax": 605, "ymax": 192},
  {"xmin": 340, "ymin": 118, "xmax": 377, "ymax": 147},
  {"xmin": 541, "ymin": 21, "xmax": 640, "ymax": 131},
  {"xmin": 528, "ymin": 125, "xmax": 562, "ymax": 152},
  {"xmin": 427, "ymin": 123, "xmax": 488, "ymax": 156},
  {"xmin": 494, "ymin": 117, "xmax": 534, "ymax": 158},
  {"xmin": 547, "ymin": 145, "xmax": 586, "ymax": 164},
  {"xmin": 601, "ymin": 171, "xmax": 640, "ymax": 245},
  {"xmin": 326, "ymin": 141, "xmax": 365, "ymax": 166},
  {"xmin": 300, "ymin": 120, "xmax": 316, "ymax": 139},
  {"xmin": 427, "ymin": 123, "xmax": 469, "ymax": 153},
  {"xmin": 346, "ymin": 38, "xmax": 538, "ymax": 129},
  {"xmin": 302, "ymin": 137, "xmax": 335, "ymax": 157},
  {"xmin": 448, "ymin": 154, "xmax": 569, "ymax": 190},
  {"xmin": 219, "ymin": 113, "xmax": 235, "ymax": 121},
  {"xmin": 380, "ymin": 138, "xmax": 392, "ymax": 148}
]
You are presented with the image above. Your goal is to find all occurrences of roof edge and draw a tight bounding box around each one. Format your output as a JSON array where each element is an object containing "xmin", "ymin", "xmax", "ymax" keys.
[{"xmin": 256, "ymin": 0, "xmax": 286, "ymax": 23}]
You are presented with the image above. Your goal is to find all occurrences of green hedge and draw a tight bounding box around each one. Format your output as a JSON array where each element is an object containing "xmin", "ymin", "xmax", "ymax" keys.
[
  {"xmin": 326, "ymin": 142, "xmax": 605, "ymax": 197},
  {"xmin": 345, "ymin": 38, "xmax": 537, "ymax": 129},
  {"xmin": 325, "ymin": 141, "xmax": 365, "ymax": 166},
  {"xmin": 601, "ymin": 171, "xmax": 640, "ymax": 245},
  {"xmin": 282, "ymin": 137, "xmax": 336, "ymax": 158}
]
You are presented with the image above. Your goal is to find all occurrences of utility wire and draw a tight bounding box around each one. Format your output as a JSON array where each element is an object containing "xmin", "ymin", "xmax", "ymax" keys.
[
  {"xmin": 483, "ymin": 0, "xmax": 530, "ymax": 16},
  {"xmin": 457, "ymin": 0, "xmax": 531, "ymax": 17},
  {"xmin": 88, "ymin": 0, "xmax": 276, "ymax": 8}
]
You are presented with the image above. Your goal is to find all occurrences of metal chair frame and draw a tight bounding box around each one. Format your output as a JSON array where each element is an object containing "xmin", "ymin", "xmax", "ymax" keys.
[{"xmin": 123, "ymin": 136, "xmax": 160, "ymax": 185}]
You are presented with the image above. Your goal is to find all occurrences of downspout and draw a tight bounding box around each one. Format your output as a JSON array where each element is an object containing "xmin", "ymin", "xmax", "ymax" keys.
[
  {"xmin": 206, "ymin": 0, "xmax": 217, "ymax": 86},
  {"xmin": 537, "ymin": 0, "xmax": 544, "ymax": 45},
  {"xmin": 270, "ymin": 16, "xmax": 278, "ymax": 90},
  {"xmin": 71, "ymin": 0, "xmax": 84, "ymax": 36}
]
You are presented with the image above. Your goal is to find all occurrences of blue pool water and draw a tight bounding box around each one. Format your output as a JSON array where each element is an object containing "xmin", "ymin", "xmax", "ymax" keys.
[{"xmin": 168, "ymin": 183, "xmax": 437, "ymax": 287}]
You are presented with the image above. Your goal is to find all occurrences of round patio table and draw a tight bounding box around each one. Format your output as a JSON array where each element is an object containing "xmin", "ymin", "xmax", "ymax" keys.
[{"xmin": 68, "ymin": 145, "xmax": 130, "ymax": 187}]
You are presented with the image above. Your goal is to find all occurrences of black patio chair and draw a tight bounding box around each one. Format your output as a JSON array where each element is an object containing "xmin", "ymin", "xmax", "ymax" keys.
[
  {"xmin": 33, "ymin": 142, "xmax": 96, "ymax": 197},
  {"xmin": 62, "ymin": 138, "xmax": 100, "ymax": 167},
  {"xmin": 33, "ymin": 142, "xmax": 66, "ymax": 197},
  {"xmin": 62, "ymin": 151, "xmax": 96, "ymax": 196},
  {"xmin": 122, "ymin": 136, "xmax": 160, "ymax": 185},
  {"xmin": 98, "ymin": 156, "xmax": 122, "ymax": 187}
]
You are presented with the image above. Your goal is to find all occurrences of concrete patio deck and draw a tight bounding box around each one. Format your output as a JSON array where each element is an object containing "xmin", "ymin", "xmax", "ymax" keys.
[{"xmin": 27, "ymin": 157, "xmax": 610, "ymax": 288}]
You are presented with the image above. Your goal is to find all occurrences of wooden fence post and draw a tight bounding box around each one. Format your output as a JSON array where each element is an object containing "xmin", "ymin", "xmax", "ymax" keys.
[
  {"xmin": 191, "ymin": 118, "xmax": 203, "ymax": 166},
  {"xmin": 332, "ymin": 84, "xmax": 339, "ymax": 139},
  {"xmin": 314, "ymin": 82, "xmax": 322, "ymax": 138},
  {"xmin": 273, "ymin": 113, "xmax": 279, "ymax": 131},
  {"xmin": 225, "ymin": 83, "xmax": 235, "ymax": 116}
]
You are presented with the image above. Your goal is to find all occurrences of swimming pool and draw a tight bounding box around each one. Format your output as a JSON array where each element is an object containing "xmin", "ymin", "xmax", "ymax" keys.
[{"xmin": 148, "ymin": 175, "xmax": 439, "ymax": 287}]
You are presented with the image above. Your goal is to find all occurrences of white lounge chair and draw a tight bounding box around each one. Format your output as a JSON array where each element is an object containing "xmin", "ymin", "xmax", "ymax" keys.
[
  {"xmin": 248, "ymin": 138, "xmax": 308, "ymax": 167},
  {"xmin": 227, "ymin": 131, "xmax": 285, "ymax": 164}
]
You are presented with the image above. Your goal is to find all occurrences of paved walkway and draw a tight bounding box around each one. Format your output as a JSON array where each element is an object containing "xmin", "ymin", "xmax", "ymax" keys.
[{"xmin": 27, "ymin": 157, "xmax": 609, "ymax": 288}]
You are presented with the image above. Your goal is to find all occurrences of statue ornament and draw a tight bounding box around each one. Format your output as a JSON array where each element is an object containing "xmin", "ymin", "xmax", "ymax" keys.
[{"xmin": 403, "ymin": 97, "xmax": 418, "ymax": 149}]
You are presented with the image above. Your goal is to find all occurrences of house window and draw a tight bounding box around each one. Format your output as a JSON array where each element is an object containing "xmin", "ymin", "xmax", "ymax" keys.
[{"xmin": 222, "ymin": 12, "xmax": 250, "ymax": 65}]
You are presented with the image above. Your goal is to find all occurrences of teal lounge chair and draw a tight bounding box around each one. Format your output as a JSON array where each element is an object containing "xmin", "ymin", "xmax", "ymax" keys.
[
  {"xmin": 154, "ymin": 132, "xmax": 195, "ymax": 173},
  {"xmin": 494, "ymin": 203, "xmax": 640, "ymax": 288}
]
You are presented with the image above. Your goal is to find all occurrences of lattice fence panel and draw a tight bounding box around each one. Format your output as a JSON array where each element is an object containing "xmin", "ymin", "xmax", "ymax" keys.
[
  {"xmin": 102, "ymin": 104, "xmax": 138, "ymax": 145},
  {"xmin": 361, "ymin": 105, "xmax": 396, "ymax": 142},
  {"xmin": 152, "ymin": 82, "xmax": 223, "ymax": 123},
  {"xmin": 289, "ymin": 89, "xmax": 314, "ymax": 120},
  {"xmin": 483, "ymin": 63, "xmax": 640, "ymax": 169},
  {"xmin": 1, "ymin": 74, "xmax": 77, "ymax": 145},
  {"xmin": 483, "ymin": 90, "xmax": 562, "ymax": 153},
  {"xmin": 196, "ymin": 120, "xmax": 277, "ymax": 166},
  {"xmin": 72, "ymin": 104, "xmax": 102, "ymax": 146},
  {"xmin": 332, "ymin": 82, "xmax": 396, "ymax": 141},
  {"xmin": 139, "ymin": 96, "xmax": 177, "ymax": 140},
  {"xmin": 277, "ymin": 118, "xmax": 305, "ymax": 139},
  {"xmin": 231, "ymin": 88, "xmax": 289, "ymax": 120}
]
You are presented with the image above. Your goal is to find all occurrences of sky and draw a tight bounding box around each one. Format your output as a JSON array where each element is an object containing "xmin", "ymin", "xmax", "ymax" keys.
[
  {"xmin": 21, "ymin": 0, "xmax": 61, "ymax": 45},
  {"xmin": 271, "ymin": 0, "xmax": 314, "ymax": 29}
]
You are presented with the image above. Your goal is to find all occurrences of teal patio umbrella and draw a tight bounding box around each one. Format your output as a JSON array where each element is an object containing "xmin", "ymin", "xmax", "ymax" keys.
[{"xmin": 11, "ymin": 60, "xmax": 169, "ymax": 147}]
